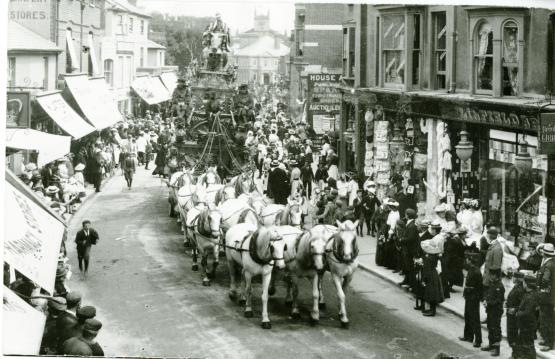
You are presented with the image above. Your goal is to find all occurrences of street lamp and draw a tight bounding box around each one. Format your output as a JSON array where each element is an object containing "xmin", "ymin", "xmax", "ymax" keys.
[
  {"xmin": 455, "ymin": 129, "xmax": 474, "ymax": 161},
  {"xmin": 514, "ymin": 137, "xmax": 533, "ymax": 173}
]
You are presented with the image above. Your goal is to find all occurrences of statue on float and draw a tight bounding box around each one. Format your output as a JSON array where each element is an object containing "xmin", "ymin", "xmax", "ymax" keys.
[
  {"xmin": 202, "ymin": 12, "xmax": 231, "ymax": 71},
  {"xmin": 171, "ymin": 77, "xmax": 191, "ymax": 121},
  {"xmin": 234, "ymin": 84, "xmax": 255, "ymax": 124}
]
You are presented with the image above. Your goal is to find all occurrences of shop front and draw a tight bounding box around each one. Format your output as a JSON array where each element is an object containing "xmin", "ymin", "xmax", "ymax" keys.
[{"xmin": 358, "ymin": 88, "xmax": 554, "ymax": 250}]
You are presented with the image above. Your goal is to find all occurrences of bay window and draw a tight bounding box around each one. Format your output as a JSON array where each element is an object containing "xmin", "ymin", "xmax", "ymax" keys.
[
  {"xmin": 432, "ymin": 11, "xmax": 447, "ymax": 89},
  {"xmin": 379, "ymin": 8, "xmax": 423, "ymax": 90},
  {"xmin": 382, "ymin": 14, "xmax": 405, "ymax": 87},
  {"xmin": 475, "ymin": 21, "xmax": 494, "ymax": 93}
]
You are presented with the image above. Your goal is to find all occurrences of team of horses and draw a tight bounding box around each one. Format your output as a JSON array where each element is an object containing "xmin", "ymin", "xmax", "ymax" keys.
[{"xmin": 166, "ymin": 167, "xmax": 359, "ymax": 329}]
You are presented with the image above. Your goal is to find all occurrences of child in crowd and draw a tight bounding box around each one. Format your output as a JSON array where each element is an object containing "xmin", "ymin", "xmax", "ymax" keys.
[{"xmin": 481, "ymin": 269, "xmax": 504, "ymax": 357}]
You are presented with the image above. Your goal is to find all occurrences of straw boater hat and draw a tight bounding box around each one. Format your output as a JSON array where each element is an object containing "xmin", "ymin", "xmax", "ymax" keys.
[
  {"xmin": 46, "ymin": 186, "xmax": 59, "ymax": 195},
  {"xmin": 270, "ymin": 160, "xmax": 279, "ymax": 168},
  {"xmin": 430, "ymin": 220, "xmax": 442, "ymax": 230},
  {"xmin": 434, "ymin": 203, "xmax": 447, "ymax": 213},
  {"xmin": 75, "ymin": 163, "xmax": 85, "ymax": 171},
  {"xmin": 387, "ymin": 199, "xmax": 399, "ymax": 207},
  {"xmin": 538, "ymin": 243, "xmax": 555, "ymax": 257}
]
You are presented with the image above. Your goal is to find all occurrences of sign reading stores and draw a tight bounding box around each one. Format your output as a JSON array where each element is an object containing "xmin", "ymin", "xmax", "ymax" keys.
[
  {"xmin": 308, "ymin": 74, "xmax": 342, "ymax": 113},
  {"xmin": 10, "ymin": 0, "xmax": 50, "ymax": 37}
]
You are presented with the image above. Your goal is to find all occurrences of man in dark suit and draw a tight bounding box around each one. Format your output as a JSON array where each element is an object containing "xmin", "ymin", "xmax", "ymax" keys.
[
  {"xmin": 75, "ymin": 220, "xmax": 99, "ymax": 278},
  {"xmin": 267, "ymin": 160, "xmax": 290, "ymax": 205},
  {"xmin": 537, "ymin": 243, "xmax": 555, "ymax": 352},
  {"xmin": 400, "ymin": 208, "xmax": 419, "ymax": 289}
]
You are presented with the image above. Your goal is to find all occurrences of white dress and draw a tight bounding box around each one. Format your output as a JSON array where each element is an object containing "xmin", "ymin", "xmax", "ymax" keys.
[{"xmin": 348, "ymin": 180, "xmax": 359, "ymax": 206}]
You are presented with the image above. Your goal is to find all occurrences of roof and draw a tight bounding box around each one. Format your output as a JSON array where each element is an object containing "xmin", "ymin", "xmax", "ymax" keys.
[
  {"xmin": 8, "ymin": 21, "xmax": 61, "ymax": 53},
  {"xmin": 146, "ymin": 39, "xmax": 166, "ymax": 49},
  {"xmin": 234, "ymin": 36, "xmax": 289, "ymax": 58},
  {"xmin": 105, "ymin": 0, "xmax": 151, "ymax": 18}
]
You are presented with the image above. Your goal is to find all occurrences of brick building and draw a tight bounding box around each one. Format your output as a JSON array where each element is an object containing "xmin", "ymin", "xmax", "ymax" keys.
[
  {"xmin": 288, "ymin": 3, "xmax": 344, "ymax": 120},
  {"xmin": 337, "ymin": 5, "xmax": 555, "ymax": 248}
]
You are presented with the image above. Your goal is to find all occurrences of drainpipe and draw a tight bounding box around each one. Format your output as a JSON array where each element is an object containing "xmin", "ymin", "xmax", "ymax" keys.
[
  {"xmin": 448, "ymin": 7, "xmax": 457, "ymax": 93},
  {"xmin": 80, "ymin": 0, "xmax": 85, "ymax": 72}
]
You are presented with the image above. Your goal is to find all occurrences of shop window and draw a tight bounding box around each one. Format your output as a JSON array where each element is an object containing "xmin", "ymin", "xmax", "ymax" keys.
[
  {"xmin": 382, "ymin": 14, "xmax": 405, "ymax": 87},
  {"xmin": 475, "ymin": 22, "xmax": 493, "ymax": 93},
  {"xmin": 502, "ymin": 20, "xmax": 519, "ymax": 96},
  {"xmin": 412, "ymin": 14, "xmax": 421, "ymax": 86},
  {"xmin": 8, "ymin": 57, "xmax": 16, "ymax": 88},
  {"xmin": 104, "ymin": 59, "xmax": 113, "ymax": 87},
  {"xmin": 432, "ymin": 12, "xmax": 447, "ymax": 90}
]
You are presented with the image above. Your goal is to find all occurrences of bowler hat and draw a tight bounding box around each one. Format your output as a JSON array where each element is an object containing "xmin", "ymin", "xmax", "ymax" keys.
[
  {"xmin": 46, "ymin": 186, "xmax": 60, "ymax": 195},
  {"xmin": 405, "ymin": 208, "xmax": 417, "ymax": 219},
  {"xmin": 77, "ymin": 306, "xmax": 96, "ymax": 319},
  {"xmin": 487, "ymin": 226, "xmax": 499, "ymax": 235}
]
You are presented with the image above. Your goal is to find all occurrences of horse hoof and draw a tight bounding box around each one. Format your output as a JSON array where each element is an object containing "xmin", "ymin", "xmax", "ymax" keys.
[
  {"xmin": 268, "ymin": 287, "xmax": 276, "ymax": 296},
  {"xmin": 238, "ymin": 299, "xmax": 246, "ymax": 306},
  {"xmin": 340, "ymin": 321, "xmax": 350, "ymax": 329},
  {"xmin": 202, "ymin": 280, "xmax": 210, "ymax": 287},
  {"xmin": 244, "ymin": 310, "xmax": 253, "ymax": 318},
  {"xmin": 261, "ymin": 321, "xmax": 272, "ymax": 329},
  {"xmin": 309, "ymin": 318, "xmax": 319, "ymax": 327},
  {"xmin": 285, "ymin": 300, "xmax": 293, "ymax": 308},
  {"xmin": 319, "ymin": 303, "xmax": 327, "ymax": 310},
  {"xmin": 191, "ymin": 264, "xmax": 199, "ymax": 271},
  {"xmin": 291, "ymin": 312, "xmax": 301, "ymax": 320}
]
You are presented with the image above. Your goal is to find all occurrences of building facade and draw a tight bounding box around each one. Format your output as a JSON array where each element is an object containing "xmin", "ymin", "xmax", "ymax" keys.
[
  {"xmin": 232, "ymin": 12, "xmax": 290, "ymax": 86},
  {"xmin": 288, "ymin": 3, "xmax": 344, "ymax": 120},
  {"xmin": 338, "ymin": 5, "xmax": 555, "ymax": 247}
]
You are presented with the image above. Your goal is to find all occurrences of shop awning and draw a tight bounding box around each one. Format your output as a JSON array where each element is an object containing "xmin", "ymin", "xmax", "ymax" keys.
[
  {"xmin": 64, "ymin": 74, "xmax": 122, "ymax": 130},
  {"xmin": 4, "ymin": 179, "xmax": 66, "ymax": 294},
  {"xmin": 160, "ymin": 71, "xmax": 178, "ymax": 94},
  {"xmin": 132, "ymin": 75, "xmax": 171, "ymax": 105},
  {"xmin": 5, "ymin": 128, "xmax": 71, "ymax": 167},
  {"xmin": 3, "ymin": 286, "xmax": 47, "ymax": 355},
  {"xmin": 36, "ymin": 92, "xmax": 96, "ymax": 139}
]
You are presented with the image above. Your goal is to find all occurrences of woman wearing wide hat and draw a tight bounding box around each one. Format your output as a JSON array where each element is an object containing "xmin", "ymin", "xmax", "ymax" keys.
[{"xmin": 420, "ymin": 236, "xmax": 445, "ymax": 316}]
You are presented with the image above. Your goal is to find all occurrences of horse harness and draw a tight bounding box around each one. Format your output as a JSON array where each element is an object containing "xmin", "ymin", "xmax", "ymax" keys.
[{"xmin": 325, "ymin": 234, "xmax": 358, "ymax": 264}]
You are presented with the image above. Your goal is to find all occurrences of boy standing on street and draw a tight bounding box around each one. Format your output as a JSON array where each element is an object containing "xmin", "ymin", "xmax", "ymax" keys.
[
  {"xmin": 517, "ymin": 272, "xmax": 540, "ymax": 359},
  {"xmin": 481, "ymin": 269, "xmax": 505, "ymax": 357},
  {"xmin": 460, "ymin": 252, "xmax": 483, "ymax": 348},
  {"xmin": 506, "ymin": 271, "xmax": 526, "ymax": 356}
]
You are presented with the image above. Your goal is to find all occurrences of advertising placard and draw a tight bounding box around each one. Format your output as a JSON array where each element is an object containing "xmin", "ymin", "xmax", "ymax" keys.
[
  {"xmin": 539, "ymin": 113, "xmax": 555, "ymax": 154},
  {"xmin": 7, "ymin": 92, "xmax": 31, "ymax": 128},
  {"xmin": 4, "ymin": 181, "xmax": 65, "ymax": 294},
  {"xmin": 307, "ymin": 73, "xmax": 341, "ymax": 128}
]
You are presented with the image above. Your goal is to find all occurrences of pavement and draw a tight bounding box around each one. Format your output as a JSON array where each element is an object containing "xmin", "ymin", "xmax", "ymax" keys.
[{"xmin": 64, "ymin": 165, "xmax": 505, "ymax": 359}]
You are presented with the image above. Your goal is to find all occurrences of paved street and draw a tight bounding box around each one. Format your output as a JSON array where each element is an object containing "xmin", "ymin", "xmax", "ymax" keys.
[{"xmin": 66, "ymin": 167, "xmax": 492, "ymax": 359}]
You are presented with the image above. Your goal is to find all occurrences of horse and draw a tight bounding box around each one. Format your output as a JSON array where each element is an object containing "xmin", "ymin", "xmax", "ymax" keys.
[
  {"xmin": 225, "ymin": 223, "xmax": 285, "ymax": 329},
  {"xmin": 278, "ymin": 203, "xmax": 303, "ymax": 227},
  {"xmin": 281, "ymin": 227, "xmax": 327, "ymax": 324},
  {"xmin": 259, "ymin": 204, "xmax": 285, "ymax": 226},
  {"xmin": 190, "ymin": 205, "xmax": 223, "ymax": 286},
  {"xmin": 214, "ymin": 185, "xmax": 236, "ymax": 205},
  {"xmin": 218, "ymin": 198, "xmax": 260, "ymax": 233},
  {"xmin": 320, "ymin": 220, "xmax": 359, "ymax": 329}
]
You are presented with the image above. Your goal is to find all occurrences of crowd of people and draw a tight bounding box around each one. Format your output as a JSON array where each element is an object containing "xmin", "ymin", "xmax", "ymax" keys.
[{"xmin": 237, "ymin": 85, "xmax": 554, "ymax": 358}]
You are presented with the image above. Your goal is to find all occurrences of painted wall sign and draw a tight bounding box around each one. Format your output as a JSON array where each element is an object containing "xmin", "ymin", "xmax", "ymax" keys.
[{"xmin": 9, "ymin": 0, "xmax": 51, "ymax": 40}]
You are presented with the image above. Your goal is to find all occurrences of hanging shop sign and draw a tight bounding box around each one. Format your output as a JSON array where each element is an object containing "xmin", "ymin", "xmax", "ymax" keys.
[
  {"xmin": 7, "ymin": 92, "xmax": 31, "ymax": 128},
  {"xmin": 307, "ymin": 73, "xmax": 342, "ymax": 114},
  {"xmin": 539, "ymin": 113, "xmax": 555, "ymax": 154},
  {"xmin": 4, "ymin": 181, "xmax": 65, "ymax": 294}
]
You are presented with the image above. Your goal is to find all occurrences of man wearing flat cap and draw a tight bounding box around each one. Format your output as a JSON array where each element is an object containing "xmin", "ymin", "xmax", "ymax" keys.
[
  {"xmin": 59, "ymin": 305, "xmax": 97, "ymax": 345},
  {"xmin": 56, "ymin": 291, "xmax": 82, "ymax": 351},
  {"xmin": 517, "ymin": 272, "xmax": 540, "ymax": 358},
  {"xmin": 482, "ymin": 226, "xmax": 503, "ymax": 293},
  {"xmin": 79, "ymin": 318, "xmax": 104, "ymax": 356}
]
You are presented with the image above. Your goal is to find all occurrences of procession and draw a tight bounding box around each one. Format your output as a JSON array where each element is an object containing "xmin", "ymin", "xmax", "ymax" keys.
[{"xmin": 4, "ymin": 1, "xmax": 555, "ymax": 359}]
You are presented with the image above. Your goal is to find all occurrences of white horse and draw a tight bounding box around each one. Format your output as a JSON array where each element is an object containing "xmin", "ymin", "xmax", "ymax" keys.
[
  {"xmin": 282, "ymin": 227, "xmax": 327, "ymax": 324},
  {"xmin": 190, "ymin": 205, "xmax": 223, "ymax": 286},
  {"xmin": 320, "ymin": 220, "xmax": 359, "ymax": 329},
  {"xmin": 218, "ymin": 198, "xmax": 259, "ymax": 234},
  {"xmin": 225, "ymin": 223, "xmax": 285, "ymax": 329},
  {"xmin": 259, "ymin": 204, "xmax": 285, "ymax": 226}
]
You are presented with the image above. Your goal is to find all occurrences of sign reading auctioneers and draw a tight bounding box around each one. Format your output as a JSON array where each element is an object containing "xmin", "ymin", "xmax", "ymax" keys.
[
  {"xmin": 4, "ymin": 181, "xmax": 64, "ymax": 294},
  {"xmin": 307, "ymin": 73, "xmax": 342, "ymax": 133}
]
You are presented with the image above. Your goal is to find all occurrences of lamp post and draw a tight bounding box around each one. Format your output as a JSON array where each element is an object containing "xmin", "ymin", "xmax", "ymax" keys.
[
  {"xmin": 514, "ymin": 137, "xmax": 533, "ymax": 173},
  {"xmin": 455, "ymin": 127, "xmax": 474, "ymax": 199}
]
